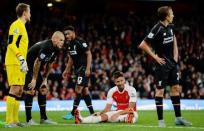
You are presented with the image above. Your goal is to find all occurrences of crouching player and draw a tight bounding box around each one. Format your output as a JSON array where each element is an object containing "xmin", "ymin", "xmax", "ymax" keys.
[{"xmin": 74, "ymin": 71, "xmax": 138, "ymax": 124}]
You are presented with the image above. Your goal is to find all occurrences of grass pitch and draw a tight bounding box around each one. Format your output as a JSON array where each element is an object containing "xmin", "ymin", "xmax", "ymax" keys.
[{"xmin": 0, "ymin": 110, "xmax": 204, "ymax": 131}]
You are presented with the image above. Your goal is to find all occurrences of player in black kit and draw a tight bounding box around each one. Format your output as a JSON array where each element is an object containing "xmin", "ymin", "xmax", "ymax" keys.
[
  {"xmin": 24, "ymin": 31, "xmax": 65, "ymax": 125},
  {"xmin": 138, "ymin": 6, "xmax": 192, "ymax": 127},
  {"xmin": 62, "ymin": 26, "xmax": 94, "ymax": 120}
]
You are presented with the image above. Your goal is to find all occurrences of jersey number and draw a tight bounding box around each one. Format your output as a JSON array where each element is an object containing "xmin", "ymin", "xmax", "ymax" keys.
[
  {"xmin": 176, "ymin": 73, "xmax": 180, "ymax": 81},
  {"xmin": 77, "ymin": 77, "xmax": 83, "ymax": 84}
]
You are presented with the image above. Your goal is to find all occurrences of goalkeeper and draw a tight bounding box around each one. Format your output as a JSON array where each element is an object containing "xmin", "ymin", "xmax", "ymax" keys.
[
  {"xmin": 4, "ymin": 3, "xmax": 30, "ymax": 128},
  {"xmin": 23, "ymin": 31, "xmax": 64, "ymax": 125},
  {"xmin": 74, "ymin": 71, "xmax": 138, "ymax": 124}
]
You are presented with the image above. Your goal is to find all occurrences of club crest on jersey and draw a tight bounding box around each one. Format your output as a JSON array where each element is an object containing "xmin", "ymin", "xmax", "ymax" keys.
[{"xmin": 163, "ymin": 33, "xmax": 166, "ymax": 36}]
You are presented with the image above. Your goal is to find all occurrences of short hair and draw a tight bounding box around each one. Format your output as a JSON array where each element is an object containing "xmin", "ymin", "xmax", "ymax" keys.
[
  {"xmin": 112, "ymin": 71, "xmax": 124, "ymax": 79},
  {"xmin": 63, "ymin": 25, "xmax": 75, "ymax": 32},
  {"xmin": 157, "ymin": 6, "xmax": 172, "ymax": 21},
  {"xmin": 16, "ymin": 3, "xmax": 30, "ymax": 18}
]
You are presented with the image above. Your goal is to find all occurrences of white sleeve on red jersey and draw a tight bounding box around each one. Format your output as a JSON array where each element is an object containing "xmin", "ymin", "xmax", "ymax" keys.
[
  {"xmin": 126, "ymin": 85, "xmax": 137, "ymax": 103},
  {"xmin": 106, "ymin": 86, "xmax": 116, "ymax": 104}
]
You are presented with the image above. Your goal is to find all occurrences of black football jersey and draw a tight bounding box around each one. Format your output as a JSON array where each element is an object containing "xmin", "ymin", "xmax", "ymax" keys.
[
  {"xmin": 144, "ymin": 22, "xmax": 175, "ymax": 60},
  {"xmin": 27, "ymin": 39, "xmax": 58, "ymax": 68},
  {"xmin": 67, "ymin": 37, "xmax": 89, "ymax": 69}
]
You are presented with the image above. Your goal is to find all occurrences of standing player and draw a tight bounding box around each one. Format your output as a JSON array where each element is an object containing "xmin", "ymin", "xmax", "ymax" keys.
[
  {"xmin": 5, "ymin": 3, "xmax": 30, "ymax": 127},
  {"xmin": 24, "ymin": 31, "xmax": 64, "ymax": 125},
  {"xmin": 62, "ymin": 26, "xmax": 94, "ymax": 120},
  {"xmin": 74, "ymin": 71, "xmax": 138, "ymax": 124},
  {"xmin": 138, "ymin": 6, "xmax": 192, "ymax": 127}
]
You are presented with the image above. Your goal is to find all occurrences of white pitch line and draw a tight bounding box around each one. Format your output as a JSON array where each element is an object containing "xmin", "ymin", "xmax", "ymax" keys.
[{"xmin": 54, "ymin": 123, "xmax": 204, "ymax": 130}]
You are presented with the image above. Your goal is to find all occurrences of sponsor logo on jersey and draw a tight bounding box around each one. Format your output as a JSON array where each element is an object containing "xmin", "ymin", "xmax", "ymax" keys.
[
  {"xmin": 163, "ymin": 36, "xmax": 173, "ymax": 44},
  {"xmin": 69, "ymin": 45, "xmax": 77, "ymax": 55},
  {"xmin": 69, "ymin": 51, "xmax": 77, "ymax": 55}
]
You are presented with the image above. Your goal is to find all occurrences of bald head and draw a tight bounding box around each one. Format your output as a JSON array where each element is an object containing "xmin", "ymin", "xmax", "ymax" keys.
[
  {"xmin": 52, "ymin": 31, "xmax": 65, "ymax": 39},
  {"xmin": 51, "ymin": 31, "xmax": 65, "ymax": 49}
]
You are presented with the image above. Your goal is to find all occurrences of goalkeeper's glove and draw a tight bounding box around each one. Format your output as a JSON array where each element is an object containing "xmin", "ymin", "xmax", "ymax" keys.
[{"xmin": 18, "ymin": 55, "xmax": 28, "ymax": 73}]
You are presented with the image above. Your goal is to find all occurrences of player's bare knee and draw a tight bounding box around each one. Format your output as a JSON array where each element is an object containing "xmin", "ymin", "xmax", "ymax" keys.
[
  {"xmin": 171, "ymin": 85, "xmax": 181, "ymax": 95},
  {"xmin": 9, "ymin": 85, "xmax": 21, "ymax": 96},
  {"xmin": 18, "ymin": 86, "xmax": 24, "ymax": 96},
  {"xmin": 110, "ymin": 116, "xmax": 118, "ymax": 122},
  {"xmin": 155, "ymin": 89, "xmax": 164, "ymax": 97}
]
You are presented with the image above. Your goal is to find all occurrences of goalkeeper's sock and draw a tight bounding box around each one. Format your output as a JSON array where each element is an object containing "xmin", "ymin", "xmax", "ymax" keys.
[
  {"xmin": 13, "ymin": 97, "xmax": 20, "ymax": 123},
  {"xmin": 82, "ymin": 115, "xmax": 101, "ymax": 123},
  {"xmin": 171, "ymin": 96, "xmax": 181, "ymax": 117},
  {"xmin": 6, "ymin": 95, "xmax": 16, "ymax": 124},
  {"xmin": 155, "ymin": 97, "xmax": 163, "ymax": 120},
  {"xmin": 25, "ymin": 94, "xmax": 33, "ymax": 122},
  {"xmin": 71, "ymin": 93, "xmax": 82, "ymax": 115},
  {"xmin": 83, "ymin": 94, "xmax": 94, "ymax": 114}
]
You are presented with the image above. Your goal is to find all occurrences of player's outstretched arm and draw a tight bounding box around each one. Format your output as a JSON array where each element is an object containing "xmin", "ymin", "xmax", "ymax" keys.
[
  {"xmin": 173, "ymin": 35, "xmax": 178, "ymax": 62},
  {"xmin": 85, "ymin": 50, "xmax": 92, "ymax": 77},
  {"xmin": 62, "ymin": 55, "xmax": 73, "ymax": 79}
]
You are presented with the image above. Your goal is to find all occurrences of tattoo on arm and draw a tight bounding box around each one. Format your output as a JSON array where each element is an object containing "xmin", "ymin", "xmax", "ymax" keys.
[{"xmin": 33, "ymin": 58, "xmax": 41, "ymax": 80}]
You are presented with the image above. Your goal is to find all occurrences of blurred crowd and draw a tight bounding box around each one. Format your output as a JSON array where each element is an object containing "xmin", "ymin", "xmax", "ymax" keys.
[{"xmin": 0, "ymin": 9, "xmax": 204, "ymax": 100}]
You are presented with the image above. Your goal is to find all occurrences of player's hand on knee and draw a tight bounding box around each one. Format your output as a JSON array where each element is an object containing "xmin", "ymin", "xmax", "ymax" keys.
[
  {"xmin": 28, "ymin": 79, "xmax": 36, "ymax": 90},
  {"xmin": 18, "ymin": 55, "xmax": 28, "ymax": 73},
  {"xmin": 24, "ymin": 89, "xmax": 35, "ymax": 95},
  {"xmin": 127, "ymin": 108, "xmax": 134, "ymax": 113}
]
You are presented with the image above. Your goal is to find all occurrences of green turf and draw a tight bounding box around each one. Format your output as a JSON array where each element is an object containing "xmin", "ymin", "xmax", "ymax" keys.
[{"xmin": 0, "ymin": 110, "xmax": 204, "ymax": 131}]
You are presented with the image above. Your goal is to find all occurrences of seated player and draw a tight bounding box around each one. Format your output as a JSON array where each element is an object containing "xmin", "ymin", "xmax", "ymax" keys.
[{"xmin": 74, "ymin": 71, "xmax": 138, "ymax": 124}]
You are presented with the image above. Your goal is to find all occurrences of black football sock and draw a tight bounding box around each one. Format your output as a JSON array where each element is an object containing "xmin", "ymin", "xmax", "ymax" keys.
[
  {"xmin": 83, "ymin": 94, "xmax": 94, "ymax": 114},
  {"xmin": 155, "ymin": 97, "xmax": 163, "ymax": 120},
  {"xmin": 171, "ymin": 96, "xmax": 181, "ymax": 117},
  {"xmin": 71, "ymin": 93, "xmax": 82, "ymax": 115},
  {"xmin": 25, "ymin": 94, "xmax": 33, "ymax": 122},
  {"xmin": 38, "ymin": 94, "xmax": 47, "ymax": 120}
]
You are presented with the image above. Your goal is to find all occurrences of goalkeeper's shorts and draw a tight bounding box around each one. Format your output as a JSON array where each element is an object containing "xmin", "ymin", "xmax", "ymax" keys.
[{"xmin": 6, "ymin": 65, "xmax": 26, "ymax": 86}]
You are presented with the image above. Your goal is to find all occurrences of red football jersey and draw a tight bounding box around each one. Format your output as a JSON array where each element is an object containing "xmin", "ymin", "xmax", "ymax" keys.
[{"xmin": 107, "ymin": 84, "xmax": 137, "ymax": 111}]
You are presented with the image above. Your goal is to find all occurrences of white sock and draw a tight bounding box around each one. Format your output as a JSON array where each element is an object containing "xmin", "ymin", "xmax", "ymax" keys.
[{"xmin": 82, "ymin": 115, "xmax": 102, "ymax": 123}]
